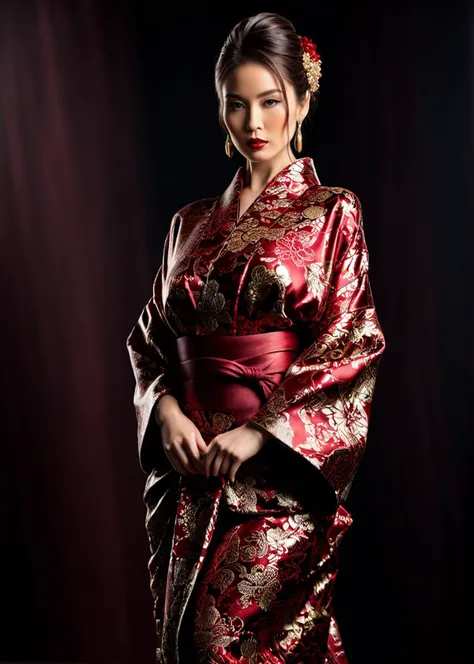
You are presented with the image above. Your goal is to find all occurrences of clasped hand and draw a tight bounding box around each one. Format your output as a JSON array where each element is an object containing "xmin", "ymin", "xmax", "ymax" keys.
[{"xmin": 159, "ymin": 408, "xmax": 271, "ymax": 482}]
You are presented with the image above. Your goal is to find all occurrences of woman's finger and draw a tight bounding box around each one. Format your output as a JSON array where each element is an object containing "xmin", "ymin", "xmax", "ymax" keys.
[
  {"xmin": 219, "ymin": 455, "xmax": 233, "ymax": 478},
  {"xmin": 169, "ymin": 454, "xmax": 188, "ymax": 476},
  {"xmin": 227, "ymin": 458, "xmax": 242, "ymax": 483},
  {"xmin": 210, "ymin": 450, "xmax": 225, "ymax": 478},
  {"xmin": 194, "ymin": 428, "xmax": 209, "ymax": 455},
  {"xmin": 172, "ymin": 440, "xmax": 199, "ymax": 474},
  {"xmin": 185, "ymin": 437, "xmax": 206, "ymax": 474},
  {"xmin": 162, "ymin": 437, "xmax": 188, "ymax": 475},
  {"xmin": 204, "ymin": 443, "xmax": 218, "ymax": 478}
]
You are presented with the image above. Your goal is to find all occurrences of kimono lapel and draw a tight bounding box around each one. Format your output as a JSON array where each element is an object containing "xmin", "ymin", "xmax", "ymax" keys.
[
  {"xmin": 219, "ymin": 155, "xmax": 321, "ymax": 226},
  {"xmin": 201, "ymin": 156, "xmax": 321, "ymax": 252}
]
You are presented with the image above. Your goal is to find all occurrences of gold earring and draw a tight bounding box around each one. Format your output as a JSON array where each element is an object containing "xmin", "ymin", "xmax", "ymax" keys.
[
  {"xmin": 225, "ymin": 134, "xmax": 234, "ymax": 158},
  {"xmin": 295, "ymin": 121, "xmax": 303, "ymax": 153}
]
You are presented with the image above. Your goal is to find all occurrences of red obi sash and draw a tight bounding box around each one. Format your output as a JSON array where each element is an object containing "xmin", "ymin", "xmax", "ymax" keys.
[
  {"xmin": 176, "ymin": 330, "xmax": 300, "ymax": 426},
  {"xmin": 175, "ymin": 329, "xmax": 338, "ymax": 514}
]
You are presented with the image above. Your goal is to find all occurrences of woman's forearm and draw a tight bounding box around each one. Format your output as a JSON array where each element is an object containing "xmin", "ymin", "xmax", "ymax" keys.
[{"xmin": 154, "ymin": 394, "xmax": 182, "ymax": 426}]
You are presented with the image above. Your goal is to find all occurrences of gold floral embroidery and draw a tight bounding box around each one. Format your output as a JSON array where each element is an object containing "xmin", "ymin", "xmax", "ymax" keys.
[
  {"xmin": 237, "ymin": 563, "xmax": 281, "ymax": 610},
  {"xmin": 176, "ymin": 495, "xmax": 215, "ymax": 543},
  {"xmin": 245, "ymin": 265, "xmax": 279, "ymax": 309},
  {"xmin": 207, "ymin": 532, "xmax": 246, "ymax": 592},
  {"xmin": 339, "ymin": 241, "xmax": 369, "ymax": 277},
  {"xmin": 322, "ymin": 400, "xmax": 368, "ymax": 445},
  {"xmin": 196, "ymin": 279, "xmax": 232, "ymax": 334},
  {"xmin": 240, "ymin": 531, "xmax": 269, "ymax": 562},
  {"xmin": 302, "ymin": 205, "xmax": 326, "ymax": 220},
  {"xmin": 310, "ymin": 308, "xmax": 380, "ymax": 366},
  {"xmin": 306, "ymin": 260, "xmax": 332, "ymax": 300},
  {"xmin": 345, "ymin": 364, "xmax": 377, "ymax": 406},
  {"xmin": 235, "ymin": 217, "xmax": 259, "ymax": 231},
  {"xmin": 176, "ymin": 502, "xmax": 200, "ymax": 540},
  {"xmin": 333, "ymin": 187, "xmax": 357, "ymax": 206},
  {"xmin": 227, "ymin": 226, "xmax": 286, "ymax": 253},
  {"xmin": 245, "ymin": 264, "xmax": 290, "ymax": 315},
  {"xmin": 240, "ymin": 634, "xmax": 259, "ymax": 662},
  {"xmin": 278, "ymin": 210, "xmax": 303, "ymax": 228},
  {"xmin": 307, "ymin": 188, "xmax": 335, "ymax": 203},
  {"xmin": 194, "ymin": 595, "xmax": 242, "ymax": 656},
  {"xmin": 274, "ymin": 491, "xmax": 300, "ymax": 509},
  {"xmin": 254, "ymin": 208, "xmax": 283, "ymax": 221},
  {"xmin": 211, "ymin": 412, "xmax": 235, "ymax": 434},
  {"xmin": 248, "ymin": 410, "xmax": 294, "ymax": 447},
  {"xmin": 277, "ymin": 584, "xmax": 331, "ymax": 651},
  {"xmin": 291, "ymin": 512, "xmax": 316, "ymax": 533},
  {"xmin": 224, "ymin": 476, "xmax": 274, "ymax": 513},
  {"xmin": 211, "ymin": 567, "xmax": 236, "ymax": 594},
  {"xmin": 266, "ymin": 526, "xmax": 300, "ymax": 555},
  {"xmin": 281, "ymin": 308, "xmax": 379, "ymax": 384},
  {"xmin": 162, "ymin": 556, "xmax": 197, "ymax": 660},
  {"xmin": 218, "ymin": 530, "xmax": 241, "ymax": 567}
]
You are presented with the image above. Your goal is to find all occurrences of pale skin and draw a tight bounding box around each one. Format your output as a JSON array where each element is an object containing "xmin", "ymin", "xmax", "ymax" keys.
[
  {"xmin": 223, "ymin": 61, "xmax": 310, "ymax": 219},
  {"xmin": 155, "ymin": 62, "xmax": 311, "ymax": 482}
]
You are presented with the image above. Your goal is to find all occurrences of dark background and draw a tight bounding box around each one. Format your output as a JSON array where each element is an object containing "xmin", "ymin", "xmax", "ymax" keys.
[{"xmin": 1, "ymin": 0, "xmax": 471, "ymax": 662}]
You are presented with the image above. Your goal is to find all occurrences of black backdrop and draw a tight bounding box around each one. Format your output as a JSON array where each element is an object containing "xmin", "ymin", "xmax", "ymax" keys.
[{"xmin": 1, "ymin": 1, "xmax": 470, "ymax": 662}]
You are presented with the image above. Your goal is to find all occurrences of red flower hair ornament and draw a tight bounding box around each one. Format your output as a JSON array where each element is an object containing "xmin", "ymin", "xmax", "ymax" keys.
[{"xmin": 298, "ymin": 35, "xmax": 322, "ymax": 93}]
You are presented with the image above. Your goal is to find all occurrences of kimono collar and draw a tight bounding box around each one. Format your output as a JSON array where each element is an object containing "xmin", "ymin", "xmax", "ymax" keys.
[{"xmin": 217, "ymin": 156, "xmax": 321, "ymax": 224}]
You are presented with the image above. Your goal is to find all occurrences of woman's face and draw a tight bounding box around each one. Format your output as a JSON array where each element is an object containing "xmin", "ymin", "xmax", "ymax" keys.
[{"xmin": 222, "ymin": 61, "xmax": 309, "ymax": 163}]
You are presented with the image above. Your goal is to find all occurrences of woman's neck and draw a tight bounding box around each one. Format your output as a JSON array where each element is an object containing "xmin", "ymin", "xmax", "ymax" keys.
[{"xmin": 244, "ymin": 151, "xmax": 298, "ymax": 192}]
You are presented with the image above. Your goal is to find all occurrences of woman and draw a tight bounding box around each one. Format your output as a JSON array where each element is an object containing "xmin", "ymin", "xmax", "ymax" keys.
[{"xmin": 127, "ymin": 12, "xmax": 386, "ymax": 664}]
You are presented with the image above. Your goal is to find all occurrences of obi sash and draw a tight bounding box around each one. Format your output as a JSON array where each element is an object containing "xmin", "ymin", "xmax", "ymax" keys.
[
  {"xmin": 175, "ymin": 328, "xmax": 338, "ymax": 515},
  {"xmin": 176, "ymin": 329, "xmax": 300, "ymax": 427}
]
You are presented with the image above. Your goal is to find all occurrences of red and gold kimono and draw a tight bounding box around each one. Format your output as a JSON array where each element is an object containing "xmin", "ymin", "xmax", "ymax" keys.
[{"xmin": 126, "ymin": 157, "xmax": 386, "ymax": 663}]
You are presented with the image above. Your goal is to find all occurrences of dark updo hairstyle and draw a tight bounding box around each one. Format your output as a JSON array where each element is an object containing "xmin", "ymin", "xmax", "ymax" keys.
[{"xmin": 214, "ymin": 12, "xmax": 320, "ymax": 147}]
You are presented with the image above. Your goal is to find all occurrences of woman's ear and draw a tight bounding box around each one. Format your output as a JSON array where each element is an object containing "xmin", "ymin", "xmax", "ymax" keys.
[
  {"xmin": 297, "ymin": 91, "xmax": 311, "ymax": 124},
  {"xmin": 302, "ymin": 90, "xmax": 311, "ymax": 121}
]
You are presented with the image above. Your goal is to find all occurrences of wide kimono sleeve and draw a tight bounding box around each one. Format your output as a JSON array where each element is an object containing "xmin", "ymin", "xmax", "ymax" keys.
[
  {"xmin": 248, "ymin": 191, "xmax": 386, "ymax": 504},
  {"xmin": 126, "ymin": 213, "xmax": 182, "ymax": 475}
]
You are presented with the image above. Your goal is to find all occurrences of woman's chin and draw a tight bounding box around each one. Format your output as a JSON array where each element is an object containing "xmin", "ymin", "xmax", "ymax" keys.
[{"xmin": 241, "ymin": 147, "xmax": 274, "ymax": 162}]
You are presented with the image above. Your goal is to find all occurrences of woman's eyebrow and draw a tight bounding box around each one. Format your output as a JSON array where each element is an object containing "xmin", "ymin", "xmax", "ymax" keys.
[{"xmin": 225, "ymin": 88, "xmax": 282, "ymax": 99}]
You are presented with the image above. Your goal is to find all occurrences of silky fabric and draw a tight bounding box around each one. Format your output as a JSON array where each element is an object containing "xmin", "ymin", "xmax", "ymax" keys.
[
  {"xmin": 174, "ymin": 329, "xmax": 352, "ymax": 663},
  {"xmin": 176, "ymin": 329, "xmax": 300, "ymax": 422},
  {"xmin": 126, "ymin": 157, "xmax": 386, "ymax": 663}
]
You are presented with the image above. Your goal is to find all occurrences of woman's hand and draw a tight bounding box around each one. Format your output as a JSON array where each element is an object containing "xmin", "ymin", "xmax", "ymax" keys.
[
  {"xmin": 156, "ymin": 399, "xmax": 208, "ymax": 476},
  {"xmin": 203, "ymin": 421, "xmax": 273, "ymax": 482}
]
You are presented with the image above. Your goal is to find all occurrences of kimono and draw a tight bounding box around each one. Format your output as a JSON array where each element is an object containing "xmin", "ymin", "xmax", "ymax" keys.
[{"xmin": 126, "ymin": 156, "xmax": 386, "ymax": 663}]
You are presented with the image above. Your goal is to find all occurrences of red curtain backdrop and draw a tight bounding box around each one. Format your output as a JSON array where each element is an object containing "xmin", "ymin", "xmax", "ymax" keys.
[{"xmin": 0, "ymin": 1, "xmax": 156, "ymax": 662}]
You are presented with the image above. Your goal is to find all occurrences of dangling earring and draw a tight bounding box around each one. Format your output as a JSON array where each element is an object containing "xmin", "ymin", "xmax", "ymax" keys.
[
  {"xmin": 225, "ymin": 134, "xmax": 234, "ymax": 158},
  {"xmin": 295, "ymin": 120, "xmax": 303, "ymax": 153}
]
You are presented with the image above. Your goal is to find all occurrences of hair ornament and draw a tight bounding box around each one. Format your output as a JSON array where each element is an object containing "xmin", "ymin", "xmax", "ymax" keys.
[{"xmin": 298, "ymin": 35, "xmax": 322, "ymax": 93}]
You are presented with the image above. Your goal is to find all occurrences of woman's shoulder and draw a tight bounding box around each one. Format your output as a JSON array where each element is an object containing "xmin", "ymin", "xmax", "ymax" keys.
[
  {"xmin": 300, "ymin": 185, "xmax": 364, "ymax": 247},
  {"xmin": 303, "ymin": 184, "xmax": 362, "ymax": 212},
  {"xmin": 164, "ymin": 196, "xmax": 220, "ymax": 256},
  {"xmin": 174, "ymin": 195, "xmax": 219, "ymax": 222}
]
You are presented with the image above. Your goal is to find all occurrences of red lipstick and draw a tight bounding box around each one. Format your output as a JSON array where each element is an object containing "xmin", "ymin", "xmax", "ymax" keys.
[{"xmin": 246, "ymin": 138, "xmax": 268, "ymax": 150}]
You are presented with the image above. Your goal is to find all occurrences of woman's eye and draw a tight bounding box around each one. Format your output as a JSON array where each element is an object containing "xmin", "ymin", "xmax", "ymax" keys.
[{"xmin": 228, "ymin": 99, "xmax": 280, "ymax": 111}]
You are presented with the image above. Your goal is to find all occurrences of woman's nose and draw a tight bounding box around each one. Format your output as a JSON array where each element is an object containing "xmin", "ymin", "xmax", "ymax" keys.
[{"xmin": 246, "ymin": 105, "xmax": 263, "ymax": 131}]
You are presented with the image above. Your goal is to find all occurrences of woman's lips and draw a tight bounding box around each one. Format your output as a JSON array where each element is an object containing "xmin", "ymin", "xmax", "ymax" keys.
[{"xmin": 246, "ymin": 139, "xmax": 268, "ymax": 149}]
